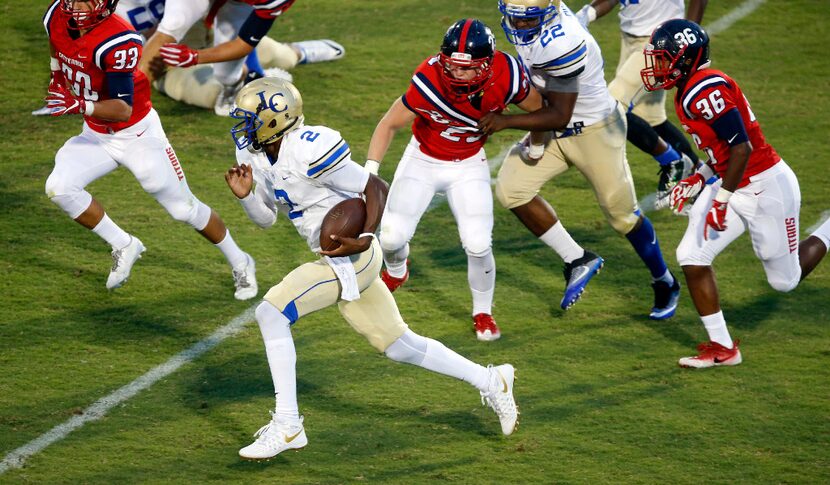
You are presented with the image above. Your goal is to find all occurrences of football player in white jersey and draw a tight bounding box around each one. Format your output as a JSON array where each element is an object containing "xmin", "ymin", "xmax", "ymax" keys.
[
  {"xmin": 224, "ymin": 78, "xmax": 518, "ymax": 460},
  {"xmin": 575, "ymin": 0, "xmax": 708, "ymax": 207},
  {"xmin": 479, "ymin": 0, "xmax": 682, "ymax": 320},
  {"xmin": 134, "ymin": 0, "xmax": 344, "ymax": 116}
]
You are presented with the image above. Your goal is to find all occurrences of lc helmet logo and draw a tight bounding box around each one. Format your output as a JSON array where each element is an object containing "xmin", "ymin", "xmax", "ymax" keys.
[{"xmin": 230, "ymin": 78, "xmax": 304, "ymax": 151}]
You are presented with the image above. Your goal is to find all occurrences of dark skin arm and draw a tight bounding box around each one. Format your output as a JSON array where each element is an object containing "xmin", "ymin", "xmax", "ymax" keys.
[
  {"xmin": 686, "ymin": 0, "xmax": 708, "ymax": 24},
  {"xmin": 320, "ymin": 174, "xmax": 389, "ymax": 257},
  {"xmin": 718, "ymin": 141, "xmax": 752, "ymax": 193},
  {"xmin": 478, "ymin": 90, "xmax": 578, "ymax": 134}
]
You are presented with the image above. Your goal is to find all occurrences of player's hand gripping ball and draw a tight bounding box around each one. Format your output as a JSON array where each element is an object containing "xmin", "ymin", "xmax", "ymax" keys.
[{"xmin": 319, "ymin": 198, "xmax": 367, "ymax": 252}]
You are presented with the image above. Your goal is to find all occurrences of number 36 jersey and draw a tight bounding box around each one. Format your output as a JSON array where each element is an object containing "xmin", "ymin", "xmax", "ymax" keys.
[
  {"xmin": 402, "ymin": 51, "xmax": 530, "ymax": 161},
  {"xmin": 236, "ymin": 125, "xmax": 370, "ymax": 253},
  {"xmin": 675, "ymin": 68, "xmax": 779, "ymax": 188},
  {"xmin": 44, "ymin": 0, "xmax": 152, "ymax": 134}
]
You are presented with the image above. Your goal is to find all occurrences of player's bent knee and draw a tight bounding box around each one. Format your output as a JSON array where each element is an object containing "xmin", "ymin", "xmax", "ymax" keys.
[
  {"xmin": 463, "ymin": 240, "xmax": 492, "ymax": 258},
  {"xmin": 494, "ymin": 181, "xmax": 532, "ymax": 210},
  {"xmin": 383, "ymin": 330, "xmax": 427, "ymax": 366},
  {"xmin": 768, "ymin": 276, "xmax": 799, "ymax": 293},
  {"xmin": 165, "ymin": 198, "xmax": 211, "ymax": 229},
  {"xmin": 379, "ymin": 226, "xmax": 407, "ymax": 253}
]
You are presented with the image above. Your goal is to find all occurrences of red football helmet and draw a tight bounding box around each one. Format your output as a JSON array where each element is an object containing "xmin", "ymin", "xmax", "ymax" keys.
[
  {"xmin": 61, "ymin": 0, "xmax": 119, "ymax": 30},
  {"xmin": 439, "ymin": 19, "xmax": 496, "ymax": 98}
]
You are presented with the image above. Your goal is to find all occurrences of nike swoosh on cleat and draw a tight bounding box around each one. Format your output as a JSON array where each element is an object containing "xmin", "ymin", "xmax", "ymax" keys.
[{"xmin": 284, "ymin": 430, "xmax": 303, "ymax": 443}]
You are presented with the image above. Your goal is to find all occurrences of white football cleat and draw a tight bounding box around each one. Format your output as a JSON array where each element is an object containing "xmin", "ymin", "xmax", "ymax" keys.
[
  {"xmin": 292, "ymin": 40, "xmax": 345, "ymax": 64},
  {"xmin": 214, "ymin": 78, "xmax": 244, "ymax": 117},
  {"xmin": 239, "ymin": 414, "xmax": 307, "ymax": 461},
  {"xmin": 480, "ymin": 364, "xmax": 518, "ymax": 436},
  {"xmin": 106, "ymin": 236, "xmax": 146, "ymax": 290},
  {"xmin": 262, "ymin": 67, "xmax": 293, "ymax": 83},
  {"xmin": 232, "ymin": 253, "xmax": 258, "ymax": 300}
]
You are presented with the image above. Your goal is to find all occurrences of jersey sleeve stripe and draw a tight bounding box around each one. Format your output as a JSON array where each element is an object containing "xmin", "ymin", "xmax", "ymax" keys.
[
  {"xmin": 43, "ymin": 0, "xmax": 60, "ymax": 37},
  {"xmin": 532, "ymin": 42, "xmax": 587, "ymax": 71},
  {"xmin": 253, "ymin": 0, "xmax": 294, "ymax": 16},
  {"xmin": 412, "ymin": 73, "xmax": 478, "ymax": 127},
  {"xmin": 503, "ymin": 53, "xmax": 522, "ymax": 106},
  {"xmin": 94, "ymin": 32, "xmax": 144, "ymax": 69},
  {"xmin": 681, "ymin": 75, "xmax": 730, "ymax": 118},
  {"xmin": 308, "ymin": 140, "xmax": 350, "ymax": 178}
]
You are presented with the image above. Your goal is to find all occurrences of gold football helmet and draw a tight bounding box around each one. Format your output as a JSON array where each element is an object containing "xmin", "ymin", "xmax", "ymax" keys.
[
  {"xmin": 230, "ymin": 77, "xmax": 304, "ymax": 150},
  {"xmin": 498, "ymin": 0, "xmax": 561, "ymax": 46}
]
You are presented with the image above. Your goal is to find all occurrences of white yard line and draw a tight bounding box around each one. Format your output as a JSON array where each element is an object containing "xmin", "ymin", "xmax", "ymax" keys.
[
  {"xmin": 0, "ymin": 307, "xmax": 256, "ymax": 473},
  {"xmin": 0, "ymin": 0, "xmax": 769, "ymax": 475}
]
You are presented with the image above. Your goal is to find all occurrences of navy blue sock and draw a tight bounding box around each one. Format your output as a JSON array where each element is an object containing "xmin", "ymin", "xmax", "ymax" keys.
[
  {"xmin": 245, "ymin": 51, "xmax": 265, "ymax": 79},
  {"xmin": 626, "ymin": 215, "xmax": 669, "ymax": 279},
  {"xmin": 654, "ymin": 144, "xmax": 681, "ymax": 166}
]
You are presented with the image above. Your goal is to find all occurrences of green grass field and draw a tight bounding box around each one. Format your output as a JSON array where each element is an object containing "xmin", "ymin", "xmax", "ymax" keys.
[{"xmin": 2, "ymin": 1, "xmax": 829, "ymax": 483}]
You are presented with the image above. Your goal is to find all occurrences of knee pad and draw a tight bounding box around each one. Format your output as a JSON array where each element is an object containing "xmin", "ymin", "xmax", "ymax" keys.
[
  {"xmin": 768, "ymin": 276, "xmax": 799, "ymax": 293},
  {"xmin": 45, "ymin": 171, "xmax": 91, "ymax": 219},
  {"xmin": 463, "ymin": 239, "xmax": 492, "ymax": 258},
  {"xmin": 379, "ymin": 225, "xmax": 408, "ymax": 253},
  {"xmin": 164, "ymin": 196, "xmax": 211, "ymax": 230},
  {"xmin": 256, "ymin": 37, "xmax": 300, "ymax": 70},
  {"xmin": 676, "ymin": 242, "xmax": 715, "ymax": 267}
]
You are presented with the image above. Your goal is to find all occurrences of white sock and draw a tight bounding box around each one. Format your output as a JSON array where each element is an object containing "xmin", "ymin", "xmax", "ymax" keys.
[
  {"xmin": 811, "ymin": 218, "xmax": 830, "ymax": 249},
  {"xmin": 215, "ymin": 229, "xmax": 248, "ymax": 269},
  {"xmin": 92, "ymin": 214, "xmax": 131, "ymax": 250},
  {"xmin": 539, "ymin": 221, "xmax": 585, "ymax": 263},
  {"xmin": 468, "ymin": 250, "xmax": 495, "ymax": 316},
  {"xmin": 255, "ymin": 302, "xmax": 299, "ymax": 421},
  {"xmin": 701, "ymin": 311, "xmax": 733, "ymax": 348},
  {"xmin": 384, "ymin": 330, "xmax": 491, "ymax": 392},
  {"xmin": 653, "ymin": 269, "xmax": 674, "ymax": 285},
  {"xmin": 383, "ymin": 243, "xmax": 409, "ymax": 278}
]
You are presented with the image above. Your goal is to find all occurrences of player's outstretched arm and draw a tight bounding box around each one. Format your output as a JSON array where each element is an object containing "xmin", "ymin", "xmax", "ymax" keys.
[
  {"xmin": 365, "ymin": 97, "xmax": 416, "ymax": 175},
  {"xmin": 320, "ymin": 174, "xmax": 388, "ymax": 257},
  {"xmin": 139, "ymin": 31, "xmax": 176, "ymax": 82},
  {"xmin": 478, "ymin": 89, "xmax": 578, "ymax": 135}
]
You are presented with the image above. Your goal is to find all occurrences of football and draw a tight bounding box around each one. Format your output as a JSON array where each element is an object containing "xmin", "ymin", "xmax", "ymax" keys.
[{"xmin": 319, "ymin": 197, "xmax": 367, "ymax": 251}]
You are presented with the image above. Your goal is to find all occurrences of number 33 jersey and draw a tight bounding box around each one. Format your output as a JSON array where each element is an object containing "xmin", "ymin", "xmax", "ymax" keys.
[
  {"xmin": 402, "ymin": 51, "xmax": 530, "ymax": 161},
  {"xmin": 44, "ymin": 0, "xmax": 152, "ymax": 134},
  {"xmin": 675, "ymin": 68, "xmax": 780, "ymax": 188},
  {"xmin": 236, "ymin": 125, "xmax": 370, "ymax": 253}
]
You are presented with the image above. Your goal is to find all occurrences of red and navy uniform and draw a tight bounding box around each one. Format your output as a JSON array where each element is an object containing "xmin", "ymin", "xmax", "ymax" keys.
[
  {"xmin": 676, "ymin": 68, "xmax": 779, "ymax": 188},
  {"xmin": 402, "ymin": 51, "xmax": 530, "ymax": 161},
  {"xmin": 44, "ymin": 1, "xmax": 151, "ymax": 134},
  {"xmin": 243, "ymin": 0, "xmax": 296, "ymax": 19}
]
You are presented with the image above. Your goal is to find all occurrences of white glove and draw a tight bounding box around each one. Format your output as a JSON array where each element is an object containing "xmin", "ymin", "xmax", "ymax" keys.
[
  {"xmin": 364, "ymin": 159, "xmax": 380, "ymax": 175},
  {"xmin": 575, "ymin": 5, "xmax": 597, "ymax": 28}
]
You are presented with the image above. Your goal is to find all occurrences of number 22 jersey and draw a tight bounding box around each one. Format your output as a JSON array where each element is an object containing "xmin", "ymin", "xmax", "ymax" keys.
[{"xmin": 44, "ymin": 0, "xmax": 152, "ymax": 134}]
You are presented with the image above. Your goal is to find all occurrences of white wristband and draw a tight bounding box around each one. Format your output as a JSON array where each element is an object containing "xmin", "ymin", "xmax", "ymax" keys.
[
  {"xmin": 50, "ymin": 57, "xmax": 60, "ymax": 71},
  {"xmin": 358, "ymin": 232, "xmax": 376, "ymax": 240},
  {"xmin": 586, "ymin": 5, "xmax": 597, "ymax": 23},
  {"xmin": 83, "ymin": 100, "xmax": 95, "ymax": 116},
  {"xmin": 714, "ymin": 187, "xmax": 732, "ymax": 203},
  {"xmin": 528, "ymin": 143, "xmax": 545, "ymax": 159},
  {"xmin": 696, "ymin": 161, "xmax": 715, "ymax": 180},
  {"xmin": 364, "ymin": 159, "xmax": 380, "ymax": 175}
]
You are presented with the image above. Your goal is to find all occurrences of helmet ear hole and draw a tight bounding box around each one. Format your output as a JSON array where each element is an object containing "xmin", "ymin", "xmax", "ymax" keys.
[{"xmin": 268, "ymin": 119, "xmax": 277, "ymax": 129}]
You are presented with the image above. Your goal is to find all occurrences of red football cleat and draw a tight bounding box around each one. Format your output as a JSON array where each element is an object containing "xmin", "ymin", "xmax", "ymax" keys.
[
  {"xmin": 473, "ymin": 313, "xmax": 501, "ymax": 342},
  {"xmin": 380, "ymin": 260, "xmax": 409, "ymax": 292},
  {"xmin": 679, "ymin": 340, "xmax": 742, "ymax": 369}
]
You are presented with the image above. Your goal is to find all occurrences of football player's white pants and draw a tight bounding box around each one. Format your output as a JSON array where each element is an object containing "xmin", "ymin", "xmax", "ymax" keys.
[
  {"xmin": 676, "ymin": 161, "xmax": 802, "ymax": 292},
  {"xmin": 45, "ymin": 109, "xmax": 212, "ymax": 231},
  {"xmin": 157, "ymin": 0, "xmax": 250, "ymax": 86},
  {"xmin": 379, "ymin": 138, "xmax": 495, "ymax": 312}
]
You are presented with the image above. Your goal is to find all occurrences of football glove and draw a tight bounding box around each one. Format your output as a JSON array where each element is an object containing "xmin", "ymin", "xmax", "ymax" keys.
[
  {"xmin": 669, "ymin": 173, "xmax": 705, "ymax": 214},
  {"xmin": 703, "ymin": 188, "xmax": 731, "ymax": 241},
  {"xmin": 45, "ymin": 83, "xmax": 90, "ymax": 117},
  {"xmin": 160, "ymin": 43, "xmax": 200, "ymax": 68}
]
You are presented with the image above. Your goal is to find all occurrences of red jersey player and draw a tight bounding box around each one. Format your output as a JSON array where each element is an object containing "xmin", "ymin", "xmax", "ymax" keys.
[
  {"xmin": 43, "ymin": 0, "xmax": 257, "ymax": 298},
  {"xmin": 642, "ymin": 19, "xmax": 830, "ymax": 368},
  {"xmin": 365, "ymin": 19, "xmax": 544, "ymax": 341}
]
